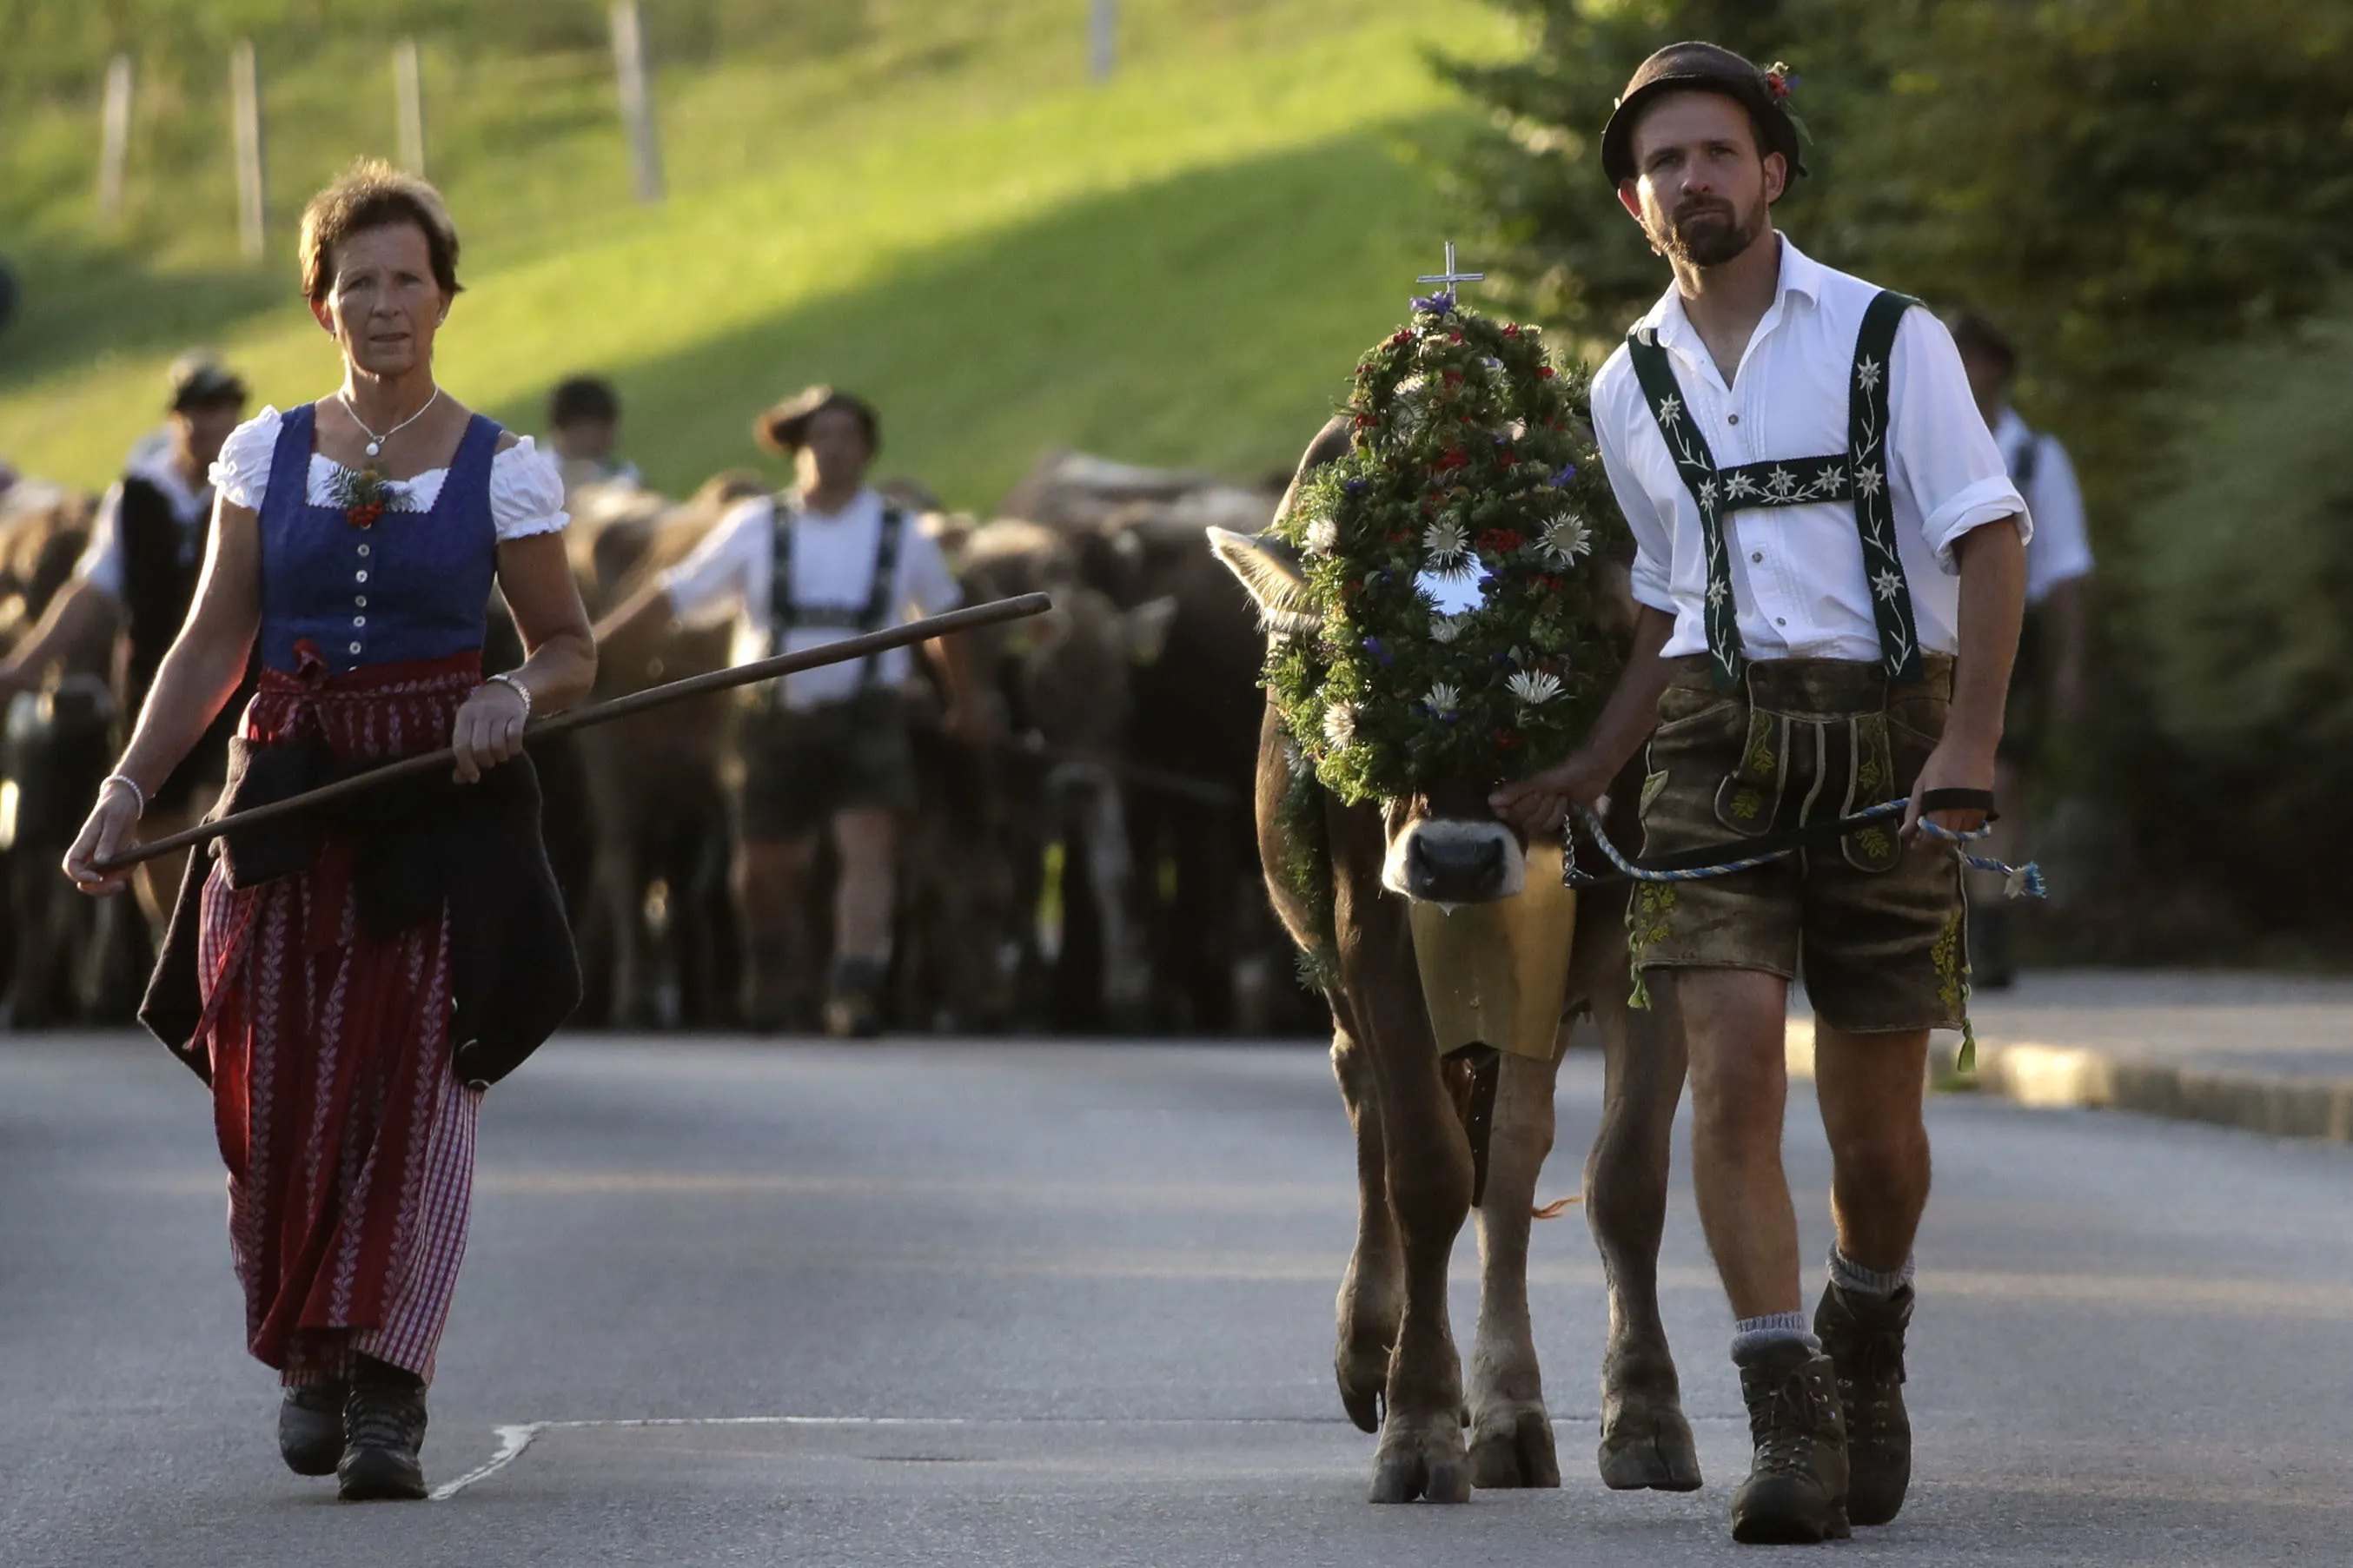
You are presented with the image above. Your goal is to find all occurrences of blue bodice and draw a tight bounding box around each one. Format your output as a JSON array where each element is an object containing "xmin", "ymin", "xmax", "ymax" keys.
[{"xmin": 257, "ymin": 403, "xmax": 500, "ymax": 674}]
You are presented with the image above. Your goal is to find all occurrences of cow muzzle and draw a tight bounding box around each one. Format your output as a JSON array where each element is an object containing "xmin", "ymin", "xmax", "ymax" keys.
[{"xmin": 1383, "ymin": 817, "xmax": 1527, "ymax": 904}]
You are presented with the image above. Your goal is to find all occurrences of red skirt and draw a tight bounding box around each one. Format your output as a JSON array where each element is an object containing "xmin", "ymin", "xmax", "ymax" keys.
[{"xmin": 191, "ymin": 649, "xmax": 487, "ymax": 1384}]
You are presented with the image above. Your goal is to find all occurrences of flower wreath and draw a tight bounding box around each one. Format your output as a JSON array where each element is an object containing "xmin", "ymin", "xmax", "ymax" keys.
[{"xmin": 1263, "ymin": 290, "xmax": 1631, "ymax": 807}]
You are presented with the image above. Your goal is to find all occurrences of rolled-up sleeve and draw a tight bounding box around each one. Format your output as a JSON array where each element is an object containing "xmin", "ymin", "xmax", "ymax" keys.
[
  {"xmin": 1590, "ymin": 355, "xmax": 1677, "ymax": 614},
  {"xmin": 659, "ymin": 497, "xmax": 768, "ymax": 629},
  {"xmin": 1887, "ymin": 311, "xmax": 2030, "ymax": 572}
]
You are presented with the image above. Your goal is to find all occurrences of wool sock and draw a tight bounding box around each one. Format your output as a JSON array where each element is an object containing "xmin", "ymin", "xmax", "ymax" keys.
[
  {"xmin": 1731, "ymin": 1310, "xmax": 1819, "ymax": 1362},
  {"xmin": 1828, "ymin": 1247, "xmax": 1915, "ymax": 1300}
]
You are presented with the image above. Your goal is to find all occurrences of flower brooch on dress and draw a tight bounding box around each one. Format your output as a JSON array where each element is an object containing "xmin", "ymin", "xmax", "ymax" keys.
[{"xmin": 326, "ymin": 463, "xmax": 412, "ymax": 529}]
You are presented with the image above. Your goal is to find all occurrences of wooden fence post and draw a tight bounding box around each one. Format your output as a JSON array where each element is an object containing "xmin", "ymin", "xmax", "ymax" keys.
[
  {"xmin": 611, "ymin": 0, "xmax": 664, "ymax": 204},
  {"xmin": 394, "ymin": 38, "xmax": 427, "ymax": 176},
  {"xmin": 231, "ymin": 41, "xmax": 266, "ymax": 261},
  {"xmin": 97, "ymin": 54, "xmax": 134, "ymax": 222},
  {"xmin": 1090, "ymin": 0, "xmax": 1119, "ymax": 83}
]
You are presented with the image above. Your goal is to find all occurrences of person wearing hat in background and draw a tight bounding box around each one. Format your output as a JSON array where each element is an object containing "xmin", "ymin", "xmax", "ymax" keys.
[
  {"xmin": 1949, "ymin": 309, "xmax": 2091, "ymax": 989},
  {"xmin": 594, "ymin": 385, "xmax": 998, "ymax": 1036},
  {"xmin": 0, "ymin": 353, "xmax": 251, "ymax": 923},
  {"xmin": 544, "ymin": 373, "xmax": 642, "ymax": 500},
  {"xmin": 1492, "ymin": 42, "xmax": 2029, "ymax": 1544}
]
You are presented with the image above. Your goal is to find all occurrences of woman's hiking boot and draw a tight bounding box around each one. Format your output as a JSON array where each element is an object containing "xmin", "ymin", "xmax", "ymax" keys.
[
  {"xmin": 338, "ymin": 1359, "xmax": 429, "ymax": 1502},
  {"xmin": 1814, "ymin": 1280, "xmax": 1913, "ymax": 1525},
  {"xmin": 1729, "ymin": 1340, "xmax": 1850, "ymax": 1545},
  {"xmin": 278, "ymin": 1381, "xmax": 348, "ymax": 1476}
]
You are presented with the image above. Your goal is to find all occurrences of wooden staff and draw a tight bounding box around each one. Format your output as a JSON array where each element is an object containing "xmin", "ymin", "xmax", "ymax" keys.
[{"xmin": 94, "ymin": 592, "xmax": 1054, "ymax": 874}]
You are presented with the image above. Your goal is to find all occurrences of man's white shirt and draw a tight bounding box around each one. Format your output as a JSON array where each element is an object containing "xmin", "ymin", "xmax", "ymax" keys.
[
  {"xmin": 657, "ymin": 486, "xmax": 961, "ymax": 711},
  {"xmin": 1991, "ymin": 406, "xmax": 2091, "ymax": 606},
  {"xmin": 1590, "ymin": 237, "xmax": 2029, "ymax": 664},
  {"xmin": 72, "ymin": 447, "xmax": 215, "ymax": 602}
]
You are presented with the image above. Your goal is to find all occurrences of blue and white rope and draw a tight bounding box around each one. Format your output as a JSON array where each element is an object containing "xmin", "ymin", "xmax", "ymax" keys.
[{"xmin": 1568, "ymin": 801, "xmax": 2046, "ymax": 899}]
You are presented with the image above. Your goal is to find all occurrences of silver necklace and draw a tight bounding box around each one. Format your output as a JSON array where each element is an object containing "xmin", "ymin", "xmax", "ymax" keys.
[{"xmin": 340, "ymin": 386, "xmax": 441, "ymax": 459}]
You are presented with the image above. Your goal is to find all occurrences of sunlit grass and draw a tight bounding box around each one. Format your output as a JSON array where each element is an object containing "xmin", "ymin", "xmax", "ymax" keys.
[{"xmin": 0, "ymin": 2, "xmax": 1521, "ymax": 505}]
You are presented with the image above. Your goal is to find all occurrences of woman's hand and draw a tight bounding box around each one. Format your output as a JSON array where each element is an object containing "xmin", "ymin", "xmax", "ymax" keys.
[
  {"xmin": 451, "ymin": 679, "xmax": 529, "ymax": 784},
  {"xmin": 63, "ymin": 782, "xmax": 144, "ymax": 896}
]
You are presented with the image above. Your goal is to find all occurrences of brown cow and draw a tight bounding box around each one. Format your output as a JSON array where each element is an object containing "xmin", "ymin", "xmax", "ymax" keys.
[{"xmin": 1210, "ymin": 420, "xmax": 1700, "ymax": 1504}]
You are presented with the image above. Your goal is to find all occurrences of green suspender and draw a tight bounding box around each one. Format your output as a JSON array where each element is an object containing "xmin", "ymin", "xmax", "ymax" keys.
[
  {"xmin": 1845, "ymin": 290, "xmax": 1923, "ymax": 682},
  {"xmin": 766, "ymin": 500, "xmax": 911, "ymax": 701},
  {"xmin": 1622, "ymin": 288, "xmax": 1924, "ymax": 688}
]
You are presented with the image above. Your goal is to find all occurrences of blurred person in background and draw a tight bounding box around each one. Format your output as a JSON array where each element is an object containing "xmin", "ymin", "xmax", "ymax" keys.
[
  {"xmin": 1952, "ymin": 310, "xmax": 2092, "ymax": 988},
  {"xmin": 546, "ymin": 373, "xmax": 640, "ymax": 498},
  {"xmin": 0, "ymin": 354, "xmax": 250, "ymax": 923},
  {"xmin": 63, "ymin": 162, "xmax": 593, "ymax": 1503},
  {"xmin": 593, "ymin": 385, "xmax": 996, "ymax": 1037}
]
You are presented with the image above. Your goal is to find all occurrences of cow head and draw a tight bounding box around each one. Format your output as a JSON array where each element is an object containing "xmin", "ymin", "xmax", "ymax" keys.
[{"xmin": 1209, "ymin": 526, "xmax": 1527, "ymax": 907}]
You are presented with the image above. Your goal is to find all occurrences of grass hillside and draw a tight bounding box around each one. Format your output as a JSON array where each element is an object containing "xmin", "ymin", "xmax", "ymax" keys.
[{"xmin": 0, "ymin": 1, "xmax": 1519, "ymax": 507}]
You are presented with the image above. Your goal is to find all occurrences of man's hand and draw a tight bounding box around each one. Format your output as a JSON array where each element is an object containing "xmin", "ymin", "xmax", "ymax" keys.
[
  {"xmin": 1489, "ymin": 746, "xmax": 1615, "ymax": 837},
  {"xmin": 1906, "ymin": 730, "xmax": 1998, "ymax": 838}
]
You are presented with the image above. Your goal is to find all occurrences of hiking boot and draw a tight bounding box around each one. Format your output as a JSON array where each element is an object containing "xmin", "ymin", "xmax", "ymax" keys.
[
  {"xmin": 1729, "ymin": 1340, "xmax": 1850, "ymax": 1545},
  {"xmin": 1815, "ymin": 1280, "xmax": 1913, "ymax": 1526},
  {"xmin": 338, "ymin": 1360, "xmax": 428, "ymax": 1502},
  {"xmin": 278, "ymin": 1381, "xmax": 348, "ymax": 1477},
  {"xmin": 823, "ymin": 956, "xmax": 887, "ymax": 1040}
]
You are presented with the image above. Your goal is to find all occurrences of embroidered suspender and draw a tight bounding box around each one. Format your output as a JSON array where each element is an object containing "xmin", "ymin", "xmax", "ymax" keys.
[
  {"xmin": 1624, "ymin": 288, "xmax": 1924, "ymax": 689},
  {"xmin": 766, "ymin": 499, "xmax": 909, "ymax": 701}
]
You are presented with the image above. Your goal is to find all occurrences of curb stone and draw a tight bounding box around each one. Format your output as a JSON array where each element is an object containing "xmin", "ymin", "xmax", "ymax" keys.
[{"xmin": 1783, "ymin": 1022, "xmax": 2353, "ymax": 1144}]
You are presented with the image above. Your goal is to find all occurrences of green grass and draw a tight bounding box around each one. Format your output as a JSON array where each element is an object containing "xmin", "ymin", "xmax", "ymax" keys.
[{"xmin": 0, "ymin": 1, "xmax": 1521, "ymax": 507}]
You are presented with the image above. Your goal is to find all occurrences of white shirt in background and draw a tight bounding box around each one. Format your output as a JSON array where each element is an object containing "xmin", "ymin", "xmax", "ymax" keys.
[
  {"xmin": 1590, "ymin": 237, "xmax": 2031, "ymax": 665},
  {"xmin": 1992, "ymin": 406, "xmax": 2092, "ymax": 606},
  {"xmin": 72, "ymin": 447, "xmax": 214, "ymax": 601},
  {"xmin": 658, "ymin": 486, "xmax": 963, "ymax": 711}
]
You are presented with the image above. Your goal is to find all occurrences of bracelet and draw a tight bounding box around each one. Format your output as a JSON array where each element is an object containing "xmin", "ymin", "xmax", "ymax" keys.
[
  {"xmin": 101, "ymin": 773, "xmax": 147, "ymax": 819},
  {"xmin": 485, "ymin": 672, "xmax": 534, "ymax": 722}
]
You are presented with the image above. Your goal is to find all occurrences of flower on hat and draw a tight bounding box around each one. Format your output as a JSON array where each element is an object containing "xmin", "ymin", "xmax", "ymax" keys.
[{"xmin": 1763, "ymin": 62, "xmax": 1800, "ymax": 102}]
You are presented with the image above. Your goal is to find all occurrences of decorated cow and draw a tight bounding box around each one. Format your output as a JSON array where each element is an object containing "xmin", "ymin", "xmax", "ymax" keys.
[{"xmin": 1210, "ymin": 286, "xmax": 1700, "ymax": 1502}]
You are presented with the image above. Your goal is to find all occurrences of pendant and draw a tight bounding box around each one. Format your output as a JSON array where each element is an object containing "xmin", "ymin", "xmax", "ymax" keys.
[{"xmin": 365, "ymin": 441, "xmax": 382, "ymax": 457}]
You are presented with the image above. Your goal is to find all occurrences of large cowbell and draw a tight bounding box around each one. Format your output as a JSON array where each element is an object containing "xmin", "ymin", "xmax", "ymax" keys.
[{"xmin": 1407, "ymin": 837, "xmax": 1577, "ymax": 1062}]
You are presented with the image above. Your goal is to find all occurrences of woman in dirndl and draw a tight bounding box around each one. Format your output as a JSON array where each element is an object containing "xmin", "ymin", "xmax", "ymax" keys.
[{"xmin": 65, "ymin": 162, "xmax": 596, "ymax": 1502}]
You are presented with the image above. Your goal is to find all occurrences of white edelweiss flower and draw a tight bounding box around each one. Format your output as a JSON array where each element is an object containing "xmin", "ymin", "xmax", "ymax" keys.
[
  {"xmin": 1508, "ymin": 670, "xmax": 1562, "ymax": 706},
  {"xmin": 1422, "ymin": 517, "xmax": 1470, "ymax": 566},
  {"xmin": 1854, "ymin": 462, "xmax": 1886, "ymax": 498},
  {"xmin": 1856, "ymin": 356, "xmax": 1884, "ymax": 393},
  {"xmin": 1303, "ymin": 514, "xmax": 1339, "ymax": 553},
  {"xmin": 1541, "ymin": 513, "xmax": 1592, "ymax": 563},
  {"xmin": 1322, "ymin": 703, "xmax": 1357, "ymax": 749},
  {"xmin": 1657, "ymin": 394, "xmax": 1684, "ymax": 425},
  {"xmin": 1424, "ymin": 683, "xmax": 1461, "ymax": 717},
  {"xmin": 1428, "ymin": 612, "xmax": 1464, "ymax": 645},
  {"xmin": 1872, "ymin": 567, "xmax": 1906, "ymax": 604}
]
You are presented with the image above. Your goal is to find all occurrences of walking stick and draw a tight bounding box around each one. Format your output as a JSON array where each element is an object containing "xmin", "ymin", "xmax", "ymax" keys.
[{"xmin": 92, "ymin": 592, "xmax": 1055, "ymax": 874}]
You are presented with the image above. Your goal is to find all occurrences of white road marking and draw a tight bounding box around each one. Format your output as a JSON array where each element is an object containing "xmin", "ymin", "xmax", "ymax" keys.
[{"xmin": 431, "ymin": 1415, "xmax": 971, "ymax": 1501}]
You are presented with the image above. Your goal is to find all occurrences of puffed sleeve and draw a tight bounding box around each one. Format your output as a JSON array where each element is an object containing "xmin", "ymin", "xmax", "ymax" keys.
[
  {"xmin": 209, "ymin": 406, "xmax": 284, "ymax": 511},
  {"xmin": 489, "ymin": 438, "xmax": 570, "ymax": 540}
]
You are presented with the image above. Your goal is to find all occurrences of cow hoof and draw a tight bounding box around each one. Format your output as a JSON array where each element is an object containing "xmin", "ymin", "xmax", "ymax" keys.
[
  {"xmin": 1368, "ymin": 1421, "xmax": 1471, "ymax": 1505},
  {"xmin": 1598, "ymin": 1410, "xmax": 1703, "ymax": 1492},
  {"xmin": 1468, "ymin": 1408, "xmax": 1560, "ymax": 1490},
  {"xmin": 1336, "ymin": 1343, "xmax": 1390, "ymax": 1434}
]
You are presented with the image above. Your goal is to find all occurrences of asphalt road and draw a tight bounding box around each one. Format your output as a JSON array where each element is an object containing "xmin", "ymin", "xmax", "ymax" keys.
[{"xmin": 5, "ymin": 1030, "xmax": 2351, "ymax": 1567}]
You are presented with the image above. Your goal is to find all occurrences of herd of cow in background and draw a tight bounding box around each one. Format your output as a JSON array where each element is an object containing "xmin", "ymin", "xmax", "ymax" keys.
[{"xmin": 0, "ymin": 449, "xmax": 1326, "ymax": 1037}]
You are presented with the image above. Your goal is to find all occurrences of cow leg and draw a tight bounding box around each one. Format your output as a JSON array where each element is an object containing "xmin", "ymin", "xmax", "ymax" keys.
[
  {"xmin": 1330, "ymin": 1024, "xmax": 1401, "ymax": 1434},
  {"xmin": 1586, "ymin": 974, "xmax": 1703, "ymax": 1492},
  {"xmin": 1364, "ymin": 1029, "xmax": 1477, "ymax": 1504},
  {"xmin": 1466, "ymin": 1043, "xmax": 1564, "ymax": 1489}
]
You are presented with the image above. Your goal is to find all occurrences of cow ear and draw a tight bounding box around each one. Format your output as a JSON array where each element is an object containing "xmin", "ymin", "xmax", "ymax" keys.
[
  {"xmin": 1206, "ymin": 527, "xmax": 1322, "ymax": 636},
  {"xmin": 1121, "ymin": 594, "xmax": 1179, "ymax": 665}
]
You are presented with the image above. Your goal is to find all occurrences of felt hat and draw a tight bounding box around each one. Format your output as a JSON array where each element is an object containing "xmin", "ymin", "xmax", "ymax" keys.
[
  {"xmin": 754, "ymin": 385, "xmax": 881, "ymax": 455},
  {"xmin": 1600, "ymin": 41, "xmax": 1806, "ymax": 186},
  {"xmin": 166, "ymin": 351, "xmax": 248, "ymax": 413}
]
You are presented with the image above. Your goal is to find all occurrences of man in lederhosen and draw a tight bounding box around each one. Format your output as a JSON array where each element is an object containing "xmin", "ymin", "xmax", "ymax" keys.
[
  {"xmin": 1951, "ymin": 310, "xmax": 2092, "ymax": 988},
  {"xmin": 597, "ymin": 386, "xmax": 992, "ymax": 1035},
  {"xmin": 0, "ymin": 353, "xmax": 249, "ymax": 923},
  {"xmin": 1494, "ymin": 44, "xmax": 2028, "ymax": 1544}
]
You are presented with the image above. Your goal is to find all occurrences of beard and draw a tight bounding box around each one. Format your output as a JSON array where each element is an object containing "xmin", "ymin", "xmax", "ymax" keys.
[{"xmin": 1650, "ymin": 195, "xmax": 1766, "ymax": 269}]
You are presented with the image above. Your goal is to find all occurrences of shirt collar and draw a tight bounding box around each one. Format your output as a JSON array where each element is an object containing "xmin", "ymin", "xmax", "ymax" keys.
[
  {"xmin": 790, "ymin": 485, "xmax": 878, "ymax": 525},
  {"xmin": 1638, "ymin": 232, "xmax": 1824, "ymax": 387},
  {"xmin": 124, "ymin": 447, "xmax": 210, "ymax": 518}
]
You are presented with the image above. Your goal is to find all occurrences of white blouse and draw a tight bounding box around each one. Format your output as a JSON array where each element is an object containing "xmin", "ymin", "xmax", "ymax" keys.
[{"xmin": 209, "ymin": 405, "xmax": 569, "ymax": 541}]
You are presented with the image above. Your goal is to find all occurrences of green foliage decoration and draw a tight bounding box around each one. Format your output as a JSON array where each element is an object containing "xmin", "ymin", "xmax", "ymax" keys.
[{"xmin": 1264, "ymin": 288, "xmax": 1627, "ymax": 808}]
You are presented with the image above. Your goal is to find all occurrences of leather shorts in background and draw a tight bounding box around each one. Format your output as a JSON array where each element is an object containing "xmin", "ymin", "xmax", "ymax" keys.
[
  {"xmin": 735, "ymin": 688, "xmax": 918, "ymax": 842},
  {"xmin": 1627, "ymin": 655, "xmax": 1968, "ymax": 1034}
]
